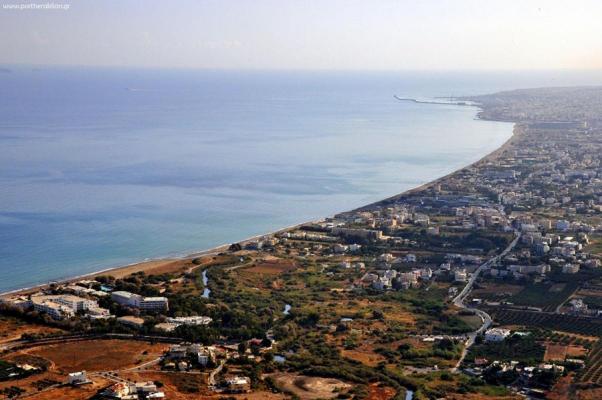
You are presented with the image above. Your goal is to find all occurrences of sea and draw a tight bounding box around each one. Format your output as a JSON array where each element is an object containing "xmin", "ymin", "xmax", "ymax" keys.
[{"xmin": 1, "ymin": 67, "xmax": 602, "ymax": 293}]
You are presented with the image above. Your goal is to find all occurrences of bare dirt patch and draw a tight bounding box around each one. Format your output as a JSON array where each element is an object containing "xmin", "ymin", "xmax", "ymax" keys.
[
  {"xmin": 101, "ymin": 259, "xmax": 191, "ymax": 279},
  {"xmin": 245, "ymin": 259, "xmax": 297, "ymax": 275},
  {"xmin": 544, "ymin": 344, "xmax": 567, "ymax": 361},
  {"xmin": 471, "ymin": 283, "xmax": 523, "ymax": 299},
  {"xmin": 272, "ymin": 373, "xmax": 352, "ymax": 400},
  {"xmin": 25, "ymin": 339, "xmax": 168, "ymax": 373},
  {"xmin": 341, "ymin": 344, "xmax": 386, "ymax": 367},
  {"xmin": 577, "ymin": 387, "xmax": 602, "ymax": 400},
  {"xmin": 0, "ymin": 316, "xmax": 64, "ymax": 344},
  {"xmin": 13, "ymin": 375, "xmax": 112, "ymax": 400},
  {"xmin": 367, "ymin": 383, "xmax": 397, "ymax": 400},
  {"xmin": 566, "ymin": 345, "xmax": 587, "ymax": 358}
]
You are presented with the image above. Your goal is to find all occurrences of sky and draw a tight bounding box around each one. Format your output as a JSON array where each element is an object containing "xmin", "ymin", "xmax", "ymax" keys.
[{"xmin": 1, "ymin": 0, "xmax": 602, "ymax": 70}]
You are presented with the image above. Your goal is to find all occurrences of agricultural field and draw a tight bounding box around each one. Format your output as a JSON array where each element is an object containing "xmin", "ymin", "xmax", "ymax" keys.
[
  {"xmin": 508, "ymin": 281, "xmax": 579, "ymax": 312},
  {"xmin": 579, "ymin": 340, "xmax": 602, "ymax": 384},
  {"xmin": 487, "ymin": 309, "xmax": 602, "ymax": 337},
  {"xmin": 470, "ymin": 283, "xmax": 523, "ymax": 301},
  {"xmin": 466, "ymin": 334, "xmax": 545, "ymax": 365}
]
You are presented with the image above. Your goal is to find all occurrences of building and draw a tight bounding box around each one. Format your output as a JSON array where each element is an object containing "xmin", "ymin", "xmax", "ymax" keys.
[
  {"xmin": 331, "ymin": 227, "xmax": 383, "ymax": 241},
  {"xmin": 562, "ymin": 263, "xmax": 580, "ymax": 274},
  {"xmin": 68, "ymin": 371, "xmax": 91, "ymax": 385},
  {"xmin": 139, "ymin": 297, "xmax": 168, "ymax": 311},
  {"xmin": 225, "ymin": 376, "xmax": 251, "ymax": 393},
  {"xmin": 111, "ymin": 291, "xmax": 140, "ymax": 307},
  {"xmin": 31, "ymin": 297, "xmax": 75, "ymax": 319},
  {"xmin": 111, "ymin": 291, "xmax": 168, "ymax": 311},
  {"xmin": 454, "ymin": 269, "xmax": 468, "ymax": 283},
  {"xmin": 556, "ymin": 220, "xmax": 571, "ymax": 231},
  {"xmin": 117, "ymin": 316, "xmax": 145, "ymax": 329},
  {"xmin": 485, "ymin": 328, "xmax": 511, "ymax": 342},
  {"xmin": 30, "ymin": 294, "xmax": 109, "ymax": 320},
  {"xmin": 165, "ymin": 316, "xmax": 212, "ymax": 326},
  {"xmin": 102, "ymin": 381, "xmax": 164, "ymax": 399}
]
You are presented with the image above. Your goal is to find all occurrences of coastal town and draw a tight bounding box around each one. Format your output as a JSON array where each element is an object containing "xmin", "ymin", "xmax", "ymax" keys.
[{"xmin": 2, "ymin": 86, "xmax": 602, "ymax": 399}]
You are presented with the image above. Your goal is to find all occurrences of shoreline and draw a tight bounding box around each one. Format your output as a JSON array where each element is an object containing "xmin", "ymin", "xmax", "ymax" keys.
[
  {"xmin": 0, "ymin": 103, "xmax": 516, "ymax": 299},
  {"xmin": 355, "ymin": 120, "xmax": 523, "ymax": 211},
  {"xmin": 0, "ymin": 220, "xmax": 318, "ymax": 298}
]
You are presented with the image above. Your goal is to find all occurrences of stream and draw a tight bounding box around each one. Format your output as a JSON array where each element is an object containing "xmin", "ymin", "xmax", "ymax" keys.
[{"xmin": 202, "ymin": 270, "xmax": 210, "ymax": 299}]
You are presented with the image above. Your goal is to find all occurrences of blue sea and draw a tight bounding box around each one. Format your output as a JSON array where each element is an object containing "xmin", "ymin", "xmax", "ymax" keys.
[{"xmin": 1, "ymin": 68, "xmax": 602, "ymax": 293}]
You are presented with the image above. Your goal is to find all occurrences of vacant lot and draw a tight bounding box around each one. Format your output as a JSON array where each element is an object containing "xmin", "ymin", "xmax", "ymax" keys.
[
  {"xmin": 544, "ymin": 344, "xmax": 567, "ymax": 361},
  {"xmin": 245, "ymin": 258, "xmax": 297, "ymax": 274},
  {"xmin": 471, "ymin": 283, "xmax": 522, "ymax": 300},
  {"xmin": 26, "ymin": 340, "xmax": 168, "ymax": 373},
  {"xmin": 0, "ymin": 316, "xmax": 63, "ymax": 343},
  {"xmin": 367, "ymin": 383, "xmax": 396, "ymax": 400},
  {"xmin": 341, "ymin": 344, "xmax": 386, "ymax": 367},
  {"xmin": 7, "ymin": 375, "xmax": 112, "ymax": 400},
  {"xmin": 271, "ymin": 373, "xmax": 351, "ymax": 400}
]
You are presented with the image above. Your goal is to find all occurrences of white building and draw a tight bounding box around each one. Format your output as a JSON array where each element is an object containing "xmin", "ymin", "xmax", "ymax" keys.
[
  {"xmin": 165, "ymin": 316, "xmax": 212, "ymax": 326},
  {"xmin": 102, "ymin": 381, "xmax": 164, "ymax": 399},
  {"xmin": 30, "ymin": 294, "xmax": 109, "ymax": 320},
  {"xmin": 562, "ymin": 264, "xmax": 580, "ymax": 274},
  {"xmin": 226, "ymin": 376, "xmax": 251, "ymax": 393},
  {"xmin": 454, "ymin": 269, "xmax": 468, "ymax": 283},
  {"xmin": 111, "ymin": 291, "xmax": 168, "ymax": 311},
  {"xmin": 67, "ymin": 371, "xmax": 90, "ymax": 385},
  {"xmin": 556, "ymin": 220, "xmax": 571, "ymax": 231},
  {"xmin": 485, "ymin": 328, "xmax": 511, "ymax": 342}
]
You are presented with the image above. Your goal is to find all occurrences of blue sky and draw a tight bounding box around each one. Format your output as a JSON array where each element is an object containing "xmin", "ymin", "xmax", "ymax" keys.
[{"xmin": 1, "ymin": 0, "xmax": 601, "ymax": 70}]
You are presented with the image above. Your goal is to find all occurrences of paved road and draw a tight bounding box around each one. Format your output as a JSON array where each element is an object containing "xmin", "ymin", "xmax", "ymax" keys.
[
  {"xmin": 452, "ymin": 232, "xmax": 521, "ymax": 372},
  {"xmin": 208, "ymin": 359, "xmax": 226, "ymax": 387}
]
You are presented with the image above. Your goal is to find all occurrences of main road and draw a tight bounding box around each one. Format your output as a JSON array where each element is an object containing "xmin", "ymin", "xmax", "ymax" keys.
[{"xmin": 452, "ymin": 231, "xmax": 521, "ymax": 371}]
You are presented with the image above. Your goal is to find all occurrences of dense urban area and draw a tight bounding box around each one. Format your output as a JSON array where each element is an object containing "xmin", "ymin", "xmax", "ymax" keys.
[{"xmin": 2, "ymin": 87, "xmax": 602, "ymax": 400}]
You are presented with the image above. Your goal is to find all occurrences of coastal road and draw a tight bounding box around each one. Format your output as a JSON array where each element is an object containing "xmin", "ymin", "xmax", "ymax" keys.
[{"xmin": 452, "ymin": 232, "xmax": 521, "ymax": 372}]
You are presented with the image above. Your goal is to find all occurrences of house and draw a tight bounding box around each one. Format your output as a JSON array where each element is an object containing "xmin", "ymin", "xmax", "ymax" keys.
[
  {"xmin": 454, "ymin": 269, "xmax": 468, "ymax": 283},
  {"xmin": 102, "ymin": 381, "xmax": 165, "ymax": 399},
  {"xmin": 225, "ymin": 376, "xmax": 251, "ymax": 393},
  {"xmin": 68, "ymin": 371, "xmax": 91, "ymax": 385},
  {"xmin": 484, "ymin": 328, "xmax": 511, "ymax": 342},
  {"xmin": 562, "ymin": 263, "xmax": 580, "ymax": 274},
  {"xmin": 404, "ymin": 254, "xmax": 417, "ymax": 263}
]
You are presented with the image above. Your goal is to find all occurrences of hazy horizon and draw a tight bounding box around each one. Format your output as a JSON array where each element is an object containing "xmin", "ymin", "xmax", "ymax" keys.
[{"xmin": 2, "ymin": 0, "xmax": 602, "ymax": 71}]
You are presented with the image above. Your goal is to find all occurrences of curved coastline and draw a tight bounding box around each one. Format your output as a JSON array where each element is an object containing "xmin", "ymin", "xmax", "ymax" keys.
[{"xmin": 0, "ymin": 102, "xmax": 515, "ymax": 298}]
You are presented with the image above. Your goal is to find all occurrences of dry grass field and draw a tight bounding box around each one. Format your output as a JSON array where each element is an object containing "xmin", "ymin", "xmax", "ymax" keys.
[
  {"xmin": 9, "ymin": 376, "xmax": 112, "ymax": 400},
  {"xmin": 25, "ymin": 339, "xmax": 169, "ymax": 373},
  {"xmin": 367, "ymin": 383, "xmax": 396, "ymax": 400},
  {"xmin": 341, "ymin": 343, "xmax": 387, "ymax": 367},
  {"xmin": 544, "ymin": 343, "xmax": 568, "ymax": 361},
  {"xmin": 0, "ymin": 316, "xmax": 64, "ymax": 344},
  {"xmin": 244, "ymin": 258, "xmax": 297, "ymax": 274}
]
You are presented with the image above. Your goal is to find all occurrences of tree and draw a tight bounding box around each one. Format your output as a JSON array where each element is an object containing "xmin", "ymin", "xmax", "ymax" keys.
[{"xmin": 238, "ymin": 341, "xmax": 248, "ymax": 355}]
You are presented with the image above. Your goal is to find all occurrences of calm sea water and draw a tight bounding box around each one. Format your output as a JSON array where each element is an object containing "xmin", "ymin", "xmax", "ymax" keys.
[{"xmin": 1, "ymin": 68, "xmax": 601, "ymax": 293}]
